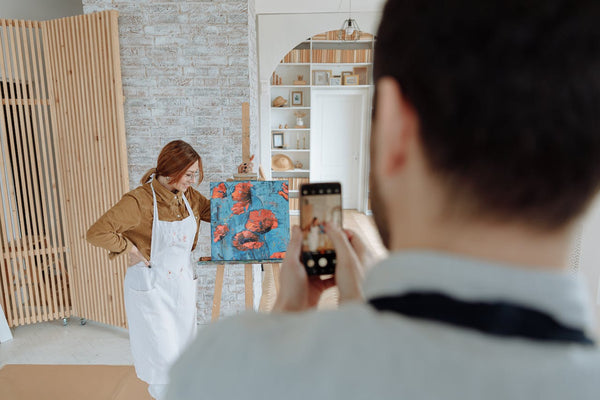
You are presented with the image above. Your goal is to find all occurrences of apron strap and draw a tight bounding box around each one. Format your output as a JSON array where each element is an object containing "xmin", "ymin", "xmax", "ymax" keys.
[
  {"xmin": 369, "ymin": 292, "xmax": 595, "ymax": 346},
  {"xmin": 150, "ymin": 181, "xmax": 159, "ymax": 221},
  {"xmin": 181, "ymin": 192, "xmax": 194, "ymax": 219}
]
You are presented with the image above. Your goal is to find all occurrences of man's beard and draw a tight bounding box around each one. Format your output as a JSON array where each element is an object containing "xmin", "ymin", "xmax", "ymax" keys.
[{"xmin": 370, "ymin": 170, "xmax": 391, "ymax": 249}]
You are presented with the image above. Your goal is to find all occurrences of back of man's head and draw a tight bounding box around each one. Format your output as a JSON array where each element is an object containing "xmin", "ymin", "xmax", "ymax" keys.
[{"xmin": 374, "ymin": 0, "xmax": 600, "ymax": 230}]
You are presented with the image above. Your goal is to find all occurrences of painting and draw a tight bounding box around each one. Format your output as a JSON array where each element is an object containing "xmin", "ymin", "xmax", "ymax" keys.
[
  {"xmin": 343, "ymin": 74, "xmax": 359, "ymax": 85},
  {"xmin": 312, "ymin": 70, "xmax": 331, "ymax": 86},
  {"xmin": 291, "ymin": 91, "xmax": 303, "ymax": 106},
  {"xmin": 210, "ymin": 180, "xmax": 290, "ymax": 261},
  {"xmin": 352, "ymin": 66, "xmax": 368, "ymax": 85}
]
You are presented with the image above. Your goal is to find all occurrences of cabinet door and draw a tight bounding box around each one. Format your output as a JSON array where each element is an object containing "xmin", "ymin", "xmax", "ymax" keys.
[{"xmin": 311, "ymin": 88, "xmax": 370, "ymax": 210}]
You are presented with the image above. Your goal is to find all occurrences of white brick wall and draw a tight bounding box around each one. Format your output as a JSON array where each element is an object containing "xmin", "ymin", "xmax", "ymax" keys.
[{"xmin": 82, "ymin": 0, "xmax": 260, "ymax": 324}]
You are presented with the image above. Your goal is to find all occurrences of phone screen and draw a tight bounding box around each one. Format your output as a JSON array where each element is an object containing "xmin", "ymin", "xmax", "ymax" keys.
[{"xmin": 300, "ymin": 183, "xmax": 342, "ymax": 275}]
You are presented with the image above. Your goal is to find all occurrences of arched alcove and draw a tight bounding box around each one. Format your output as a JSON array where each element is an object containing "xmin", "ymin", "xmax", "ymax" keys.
[{"xmin": 264, "ymin": 29, "xmax": 375, "ymax": 213}]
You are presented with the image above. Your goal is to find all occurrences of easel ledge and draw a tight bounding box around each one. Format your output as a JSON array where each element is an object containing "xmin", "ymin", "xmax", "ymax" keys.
[{"xmin": 197, "ymin": 260, "xmax": 283, "ymax": 322}]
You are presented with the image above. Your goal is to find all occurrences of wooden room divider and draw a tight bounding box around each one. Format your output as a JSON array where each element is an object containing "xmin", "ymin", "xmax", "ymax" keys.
[{"xmin": 0, "ymin": 11, "xmax": 129, "ymax": 329}]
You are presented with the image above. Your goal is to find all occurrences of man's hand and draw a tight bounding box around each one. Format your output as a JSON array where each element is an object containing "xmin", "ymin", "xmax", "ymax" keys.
[
  {"xmin": 128, "ymin": 245, "xmax": 150, "ymax": 267},
  {"xmin": 272, "ymin": 226, "xmax": 335, "ymax": 312},
  {"xmin": 324, "ymin": 223, "xmax": 367, "ymax": 303}
]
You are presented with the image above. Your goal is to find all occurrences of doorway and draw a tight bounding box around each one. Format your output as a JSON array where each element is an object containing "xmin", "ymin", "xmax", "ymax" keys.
[{"xmin": 311, "ymin": 87, "xmax": 370, "ymax": 210}]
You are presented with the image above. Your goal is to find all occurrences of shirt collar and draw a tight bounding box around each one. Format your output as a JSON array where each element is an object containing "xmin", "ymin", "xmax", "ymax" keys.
[
  {"xmin": 150, "ymin": 178, "xmax": 184, "ymax": 205},
  {"xmin": 363, "ymin": 251, "xmax": 597, "ymax": 334}
]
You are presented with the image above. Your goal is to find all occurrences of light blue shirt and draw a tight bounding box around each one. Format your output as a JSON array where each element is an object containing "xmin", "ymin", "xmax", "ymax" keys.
[{"xmin": 167, "ymin": 252, "xmax": 600, "ymax": 400}]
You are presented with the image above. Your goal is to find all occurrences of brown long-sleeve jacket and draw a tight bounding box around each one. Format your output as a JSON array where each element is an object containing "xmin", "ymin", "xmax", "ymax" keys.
[{"xmin": 86, "ymin": 179, "xmax": 211, "ymax": 260}]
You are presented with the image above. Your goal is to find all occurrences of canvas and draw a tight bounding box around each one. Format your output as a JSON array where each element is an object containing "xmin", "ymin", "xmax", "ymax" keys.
[{"xmin": 210, "ymin": 180, "xmax": 289, "ymax": 261}]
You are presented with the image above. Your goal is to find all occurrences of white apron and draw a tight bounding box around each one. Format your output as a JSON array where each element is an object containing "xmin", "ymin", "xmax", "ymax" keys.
[{"xmin": 123, "ymin": 183, "xmax": 198, "ymax": 384}]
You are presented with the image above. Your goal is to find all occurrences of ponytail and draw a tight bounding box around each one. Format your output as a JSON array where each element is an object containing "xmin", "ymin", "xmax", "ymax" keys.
[{"xmin": 140, "ymin": 167, "xmax": 157, "ymax": 184}]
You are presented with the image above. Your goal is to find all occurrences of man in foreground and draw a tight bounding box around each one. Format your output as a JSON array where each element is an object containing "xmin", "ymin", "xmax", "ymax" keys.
[{"xmin": 167, "ymin": 1, "xmax": 600, "ymax": 398}]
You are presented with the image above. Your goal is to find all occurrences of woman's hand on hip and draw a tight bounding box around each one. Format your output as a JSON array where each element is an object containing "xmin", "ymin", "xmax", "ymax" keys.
[{"xmin": 128, "ymin": 245, "xmax": 150, "ymax": 267}]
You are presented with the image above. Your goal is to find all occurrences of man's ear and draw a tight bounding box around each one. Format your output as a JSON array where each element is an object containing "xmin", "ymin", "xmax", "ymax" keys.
[{"xmin": 374, "ymin": 77, "xmax": 418, "ymax": 177}]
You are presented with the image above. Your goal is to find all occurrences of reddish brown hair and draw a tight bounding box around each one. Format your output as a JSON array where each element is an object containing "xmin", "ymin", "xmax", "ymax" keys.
[{"xmin": 140, "ymin": 140, "xmax": 203, "ymax": 185}]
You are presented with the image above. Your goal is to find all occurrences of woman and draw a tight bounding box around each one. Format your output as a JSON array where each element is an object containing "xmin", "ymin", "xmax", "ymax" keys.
[{"xmin": 86, "ymin": 140, "xmax": 210, "ymax": 399}]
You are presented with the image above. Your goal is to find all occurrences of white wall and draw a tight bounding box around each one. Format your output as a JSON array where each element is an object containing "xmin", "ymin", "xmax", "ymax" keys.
[
  {"xmin": 577, "ymin": 195, "xmax": 600, "ymax": 328},
  {"xmin": 0, "ymin": 0, "xmax": 82, "ymax": 20}
]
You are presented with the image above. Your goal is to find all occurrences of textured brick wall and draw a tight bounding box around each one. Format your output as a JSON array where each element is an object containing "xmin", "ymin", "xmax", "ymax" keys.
[{"xmin": 82, "ymin": 0, "xmax": 259, "ymax": 324}]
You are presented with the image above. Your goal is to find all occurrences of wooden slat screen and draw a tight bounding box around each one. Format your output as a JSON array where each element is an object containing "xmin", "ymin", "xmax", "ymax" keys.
[
  {"xmin": 0, "ymin": 11, "xmax": 128, "ymax": 328},
  {"xmin": 43, "ymin": 11, "xmax": 129, "ymax": 328},
  {"xmin": 0, "ymin": 19, "xmax": 70, "ymax": 328}
]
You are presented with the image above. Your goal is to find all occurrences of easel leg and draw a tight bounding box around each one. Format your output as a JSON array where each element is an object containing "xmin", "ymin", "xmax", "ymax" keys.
[
  {"xmin": 211, "ymin": 265, "xmax": 225, "ymax": 322},
  {"xmin": 244, "ymin": 264, "xmax": 253, "ymax": 310},
  {"xmin": 272, "ymin": 264, "xmax": 281, "ymax": 295}
]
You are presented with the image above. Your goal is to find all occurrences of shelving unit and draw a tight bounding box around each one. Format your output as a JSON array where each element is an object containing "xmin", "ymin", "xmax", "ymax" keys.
[{"xmin": 269, "ymin": 31, "xmax": 375, "ymax": 211}]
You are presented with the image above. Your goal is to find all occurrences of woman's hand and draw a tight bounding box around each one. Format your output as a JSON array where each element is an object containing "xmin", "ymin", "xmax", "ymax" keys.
[
  {"xmin": 128, "ymin": 245, "xmax": 150, "ymax": 267},
  {"xmin": 273, "ymin": 226, "xmax": 335, "ymax": 312}
]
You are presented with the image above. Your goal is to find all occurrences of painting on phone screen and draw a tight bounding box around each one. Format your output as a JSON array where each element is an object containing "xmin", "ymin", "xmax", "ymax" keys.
[{"xmin": 210, "ymin": 180, "xmax": 290, "ymax": 261}]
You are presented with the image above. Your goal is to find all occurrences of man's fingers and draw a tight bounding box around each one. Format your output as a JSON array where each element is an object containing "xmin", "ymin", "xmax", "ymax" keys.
[
  {"xmin": 324, "ymin": 222, "xmax": 353, "ymax": 253},
  {"xmin": 346, "ymin": 229, "xmax": 367, "ymax": 252},
  {"xmin": 287, "ymin": 225, "xmax": 303, "ymax": 257}
]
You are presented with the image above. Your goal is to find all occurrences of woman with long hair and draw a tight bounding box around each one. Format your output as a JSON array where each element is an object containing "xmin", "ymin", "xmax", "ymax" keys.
[{"xmin": 87, "ymin": 140, "xmax": 210, "ymax": 399}]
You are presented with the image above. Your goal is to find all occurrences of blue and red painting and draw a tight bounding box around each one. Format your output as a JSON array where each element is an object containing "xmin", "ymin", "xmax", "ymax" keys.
[{"xmin": 210, "ymin": 180, "xmax": 289, "ymax": 261}]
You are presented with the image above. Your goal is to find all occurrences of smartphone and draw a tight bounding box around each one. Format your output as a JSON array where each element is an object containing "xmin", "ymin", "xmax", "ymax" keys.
[{"xmin": 300, "ymin": 182, "xmax": 342, "ymax": 275}]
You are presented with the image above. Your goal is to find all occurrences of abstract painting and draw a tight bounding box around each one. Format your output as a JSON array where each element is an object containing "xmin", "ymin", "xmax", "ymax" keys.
[{"xmin": 210, "ymin": 180, "xmax": 289, "ymax": 261}]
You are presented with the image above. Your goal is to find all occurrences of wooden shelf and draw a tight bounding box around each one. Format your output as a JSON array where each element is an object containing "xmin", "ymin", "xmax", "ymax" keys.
[
  {"xmin": 271, "ymin": 85, "xmax": 310, "ymax": 88},
  {"xmin": 311, "ymin": 85, "xmax": 373, "ymax": 88},
  {"xmin": 271, "ymin": 107, "xmax": 311, "ymax": 110},
  {"xmin": 271, "ymin": 149, "xmax": 310, "ymax": 152},
  {"xmin": 272, "ymin": 169, "xmax": 310, "ymax": 173},
  {"xmin": 278, "ymin": 63, "xmax": 311, "ymax": 66},
  {"xmin": 311, "ymin": 62, "xmax": 372, "ymax": 66},
  {"xmin": 271, "ymin": 128, "xmax": 310, "ymax": 131},
  {"xmin": 309, "ymin": 40, "xmax": 374, "ymax": 44}
]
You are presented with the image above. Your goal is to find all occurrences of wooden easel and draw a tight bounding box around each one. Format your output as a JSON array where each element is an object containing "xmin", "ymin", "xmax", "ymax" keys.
[
  {"xmin": 207, "ymin": 262, "xmax": 281, "ymax": 321},
  {"xmin": 208, "ymin": 103, "xmax": 283, "ymax": 321}
]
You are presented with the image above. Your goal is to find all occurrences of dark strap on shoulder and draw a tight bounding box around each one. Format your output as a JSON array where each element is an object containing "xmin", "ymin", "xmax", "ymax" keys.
[{"xmin": 369, "ymin": 292, "xmax": 595, "ymax": 346}]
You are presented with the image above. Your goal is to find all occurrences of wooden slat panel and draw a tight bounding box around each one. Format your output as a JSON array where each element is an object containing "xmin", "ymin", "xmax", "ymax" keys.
[
  {"xmin": 106, "ymin": 11, "xmax": 128, "ymax": 327},
  {"xmin": 42, "ymin": 20, "xmax": 75, "ymax": 325},
  {"xmin": 45, "ymin": 18, "xmax": 83, "ymax": 324},
  {"xmin": 0, "ymin": 18, "xmax": 71, "ymax": 327},
  {"xmin": 0, "ymin": 20, "xmax": 21, "ymax": 326},
  {"xmin": 42, "ymin": 11, "xmax": 128, "ymax": 328},
  {"xmin": 5, "ymin": 20, "xmax": 34, "ymax": 325},
  {"xmin": 18, "ymin": 20, "xmax": 44, "ymax": 322},
  {"xmin": 88, "ymin": 12, "xmax": 116, "ymax": 325},
  {"xmin": 31, "ymin": 18, "xmax": 69, "ymax": 322},
  {"xmin": 0, "ymin": 11, "xmax": 128, "ymax": 329}
]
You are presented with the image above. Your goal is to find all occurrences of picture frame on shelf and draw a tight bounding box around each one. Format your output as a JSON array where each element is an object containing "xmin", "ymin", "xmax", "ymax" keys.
[
  {"xmin": 291, "ymin": 91, "xmax": 303, "ymax": 106},
  {"xmin": 343, "ymin": 74, "xmax": 359, "ymax": 85},
  {"xmin": 272, "ymin": 132, "xmax": 284, "ymax": 148},
  {"xmin": 329, "ymin": 76, "xmax": 342, "ymax": 86},
  {"xmin": 352, "ymin": 66, "xmax": 368, "ymax": 85},
  {"xmin": 341, "ymin": 71, "xmax": 353, "ymax": 79},
  {"xmin": 312, "ymin": 70, "xmax": 331, "ymax": 86}
]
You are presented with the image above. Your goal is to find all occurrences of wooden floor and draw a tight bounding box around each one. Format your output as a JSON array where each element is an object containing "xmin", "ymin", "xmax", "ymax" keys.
[
  {"xmin": 259, "ymin": 210, "xmax": 387, "ymax": 312},
  {"xmin": 0, "ymin": 364, "xmax": 150, "ymax": 400}
]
